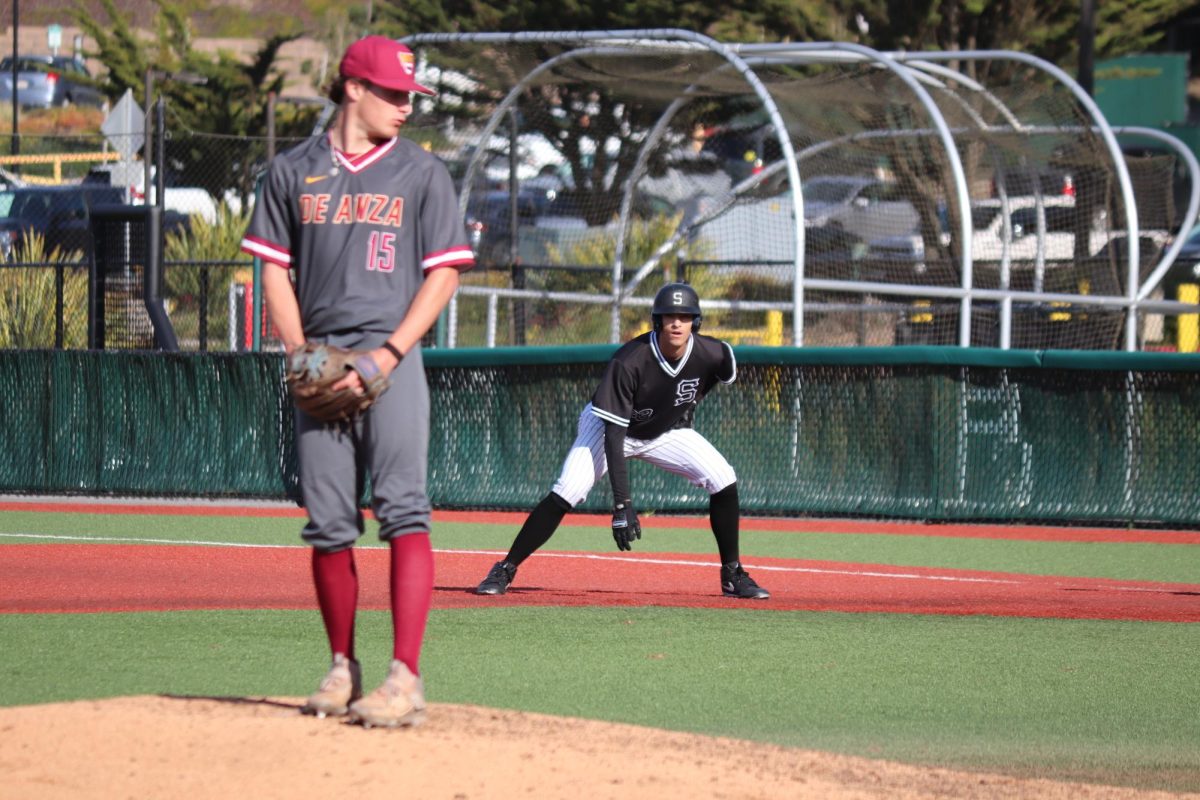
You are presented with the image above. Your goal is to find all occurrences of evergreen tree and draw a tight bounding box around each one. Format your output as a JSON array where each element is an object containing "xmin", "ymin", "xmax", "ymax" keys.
[
  {"xmin": 374, "ymin": 0, "xmax": 1192, "ymax": 65},
  {"xmin": 73, "ymin": 0, "xmax": 316, "ymax": 205}
]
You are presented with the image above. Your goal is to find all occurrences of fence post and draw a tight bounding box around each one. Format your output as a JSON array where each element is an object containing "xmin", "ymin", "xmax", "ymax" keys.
[
  {"xmin": 199, "ymin": 264, "xmax": 209, "ymax": 352},
  {"xmin": 509, "ymin": 108, "xmax": 526, "ymax": 346},
  {"xmin": 252, "ymin": 180, "xmax": 264, "ymax": 352},
  {"xmin": 87, "ymin": 245, "xmax": 107, "ymax": 349},
  {"xmin": 55, "ymin": 261, "xmax": 65, "ymax": 349}
]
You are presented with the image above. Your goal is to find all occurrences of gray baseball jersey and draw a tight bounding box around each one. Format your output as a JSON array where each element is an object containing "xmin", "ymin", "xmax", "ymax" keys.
[
  {"xmin": 242, "ymin": 133, "xmax": 473, "ymax": 549},
  {"xmin": 241, "ymin": 134, "xmax": 474, "ymax": 336}
]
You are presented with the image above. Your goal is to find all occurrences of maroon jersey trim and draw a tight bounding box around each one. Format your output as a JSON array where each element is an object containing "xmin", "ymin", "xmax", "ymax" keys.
[
  {"xmin": 423, "ymin": 246, "xmax": 475, "ymax": 273},
  {"xmin": 240, "ymin": 235, "xmax": 292, "ymax": 266},
  {"xmin": 332, "ymin": 136, "xmax": 398, "ymax": 173}
]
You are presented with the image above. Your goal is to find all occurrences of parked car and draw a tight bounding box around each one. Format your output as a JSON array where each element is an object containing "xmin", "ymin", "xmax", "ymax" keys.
[
  {"xmin": 0, "ymin": 55, "xmax": 105, "ymax": 109},
  {"xmin": 802, "ymin": 175, "xmax": 920, "ymax": 243},
  {"xmin": 863, "ymin": 196, "xmax": 1167, "ymax": 286},
  {"xmin": 683, "ymin": 190, "xmax": 796, "ymax": 267},
  {"xmin": 0, "ymin": 185, "xmax": 123, "ymax": 258},
  {"xmin": 682, "ymin": 190, "xmax": 866, "ymax": 277},
  {"xmin": 872, "ymin": 198, "xmax": 1174, "ymax": 347},
  {"xmin": 464, "ymin": 188, "xmax": 588, "ymax": 265},
  {"xmin": 83, "ymin": 165, "xmax": 222, "ymax": 224}
]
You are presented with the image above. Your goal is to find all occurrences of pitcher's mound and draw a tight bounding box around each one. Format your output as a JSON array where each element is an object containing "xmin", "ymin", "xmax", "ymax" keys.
[{"xmin": 0, "ymin": 695, "xmax": 1180, "ymax": 799}]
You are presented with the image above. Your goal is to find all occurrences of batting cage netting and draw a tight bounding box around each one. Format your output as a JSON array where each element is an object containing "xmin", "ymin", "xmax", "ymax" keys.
[{"xmin": 397, "ymin": 31, "xmax": 1196, "ymax": 351}]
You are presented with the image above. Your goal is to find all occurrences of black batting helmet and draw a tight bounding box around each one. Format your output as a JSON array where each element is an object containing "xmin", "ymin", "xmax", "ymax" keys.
[{"xmin": 651, "ymin": 282, "xmax": 702, "ymax": 333}]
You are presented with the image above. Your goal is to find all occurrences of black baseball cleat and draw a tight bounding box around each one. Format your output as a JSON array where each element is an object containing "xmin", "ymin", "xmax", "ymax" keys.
[
  {"xmin": 721, "ymin": 562, "xmax": 770, "ymax": 599},
  {"xmin": 476, "ymin": 560, "xmax": 517, "ymax": 595}
]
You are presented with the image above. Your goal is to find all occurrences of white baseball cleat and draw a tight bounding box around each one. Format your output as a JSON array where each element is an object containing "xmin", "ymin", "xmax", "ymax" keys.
[
  {"xmin": 348, "ymin": 659, "xmax": 426, "ymax": 728},
  {"xmin": 301, "ymin": 654, "xmax": 362, "ymax": 718}
]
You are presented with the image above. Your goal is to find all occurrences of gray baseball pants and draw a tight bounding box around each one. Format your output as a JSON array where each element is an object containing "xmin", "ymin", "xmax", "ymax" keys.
[{"xmin": 295, "ymin": 332, "xmax": 431, "ymax": 551}]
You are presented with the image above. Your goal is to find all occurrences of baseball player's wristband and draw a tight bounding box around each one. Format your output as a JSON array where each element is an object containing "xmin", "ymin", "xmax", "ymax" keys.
[{"xmin": 381, "ymin": 341, "xmax": 404, "ymax": 362}]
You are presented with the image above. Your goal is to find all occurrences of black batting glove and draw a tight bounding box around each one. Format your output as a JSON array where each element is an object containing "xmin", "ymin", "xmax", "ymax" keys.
[{"xmin": 611, "ymin": 501, "xmax": 641, "ymax": 551}]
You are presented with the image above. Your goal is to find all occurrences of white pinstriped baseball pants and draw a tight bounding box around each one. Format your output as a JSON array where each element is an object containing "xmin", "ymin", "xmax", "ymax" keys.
[{"xmin": 550, "ymin": 403, "xmax": 737, "ymax": 507}]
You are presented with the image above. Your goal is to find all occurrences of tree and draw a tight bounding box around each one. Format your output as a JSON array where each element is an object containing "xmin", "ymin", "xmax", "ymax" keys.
[
  {"xmin": 376, "ymin": 0, "xmax": 1192, "ymax": 57},
  {"xmin": 845, "ymin": 0, "xmax": 1195, "ymax": 280},
  {"xmin": 373, "ymin": 0, "xmax": 842, "ymax": 42},
  {"xmin": 374, "ymin": 0, "xmax": 1191, "ymax": 274},
  {"xmin": 73, "ymin": 0, "xmax": 319, "ymax": 205}
]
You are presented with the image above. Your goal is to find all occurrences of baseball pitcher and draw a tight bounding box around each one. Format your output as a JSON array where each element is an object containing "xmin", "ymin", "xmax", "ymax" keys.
[{"xmin": 242, "ymin": 36, "xmax": 475, "ymax": 728}]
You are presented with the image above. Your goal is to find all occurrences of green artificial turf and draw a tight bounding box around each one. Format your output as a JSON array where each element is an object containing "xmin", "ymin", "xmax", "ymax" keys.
[
  {"xmin": 3, "ymin": 508, "xmax": 1198, "ymax": 791},
  {"xmin": 1, "ymin": 606, "xmax": 1197, "ymax": 793},
  {"xmin": 1, "ymin": 510, "xmax": 1197, "ymax": 583}
]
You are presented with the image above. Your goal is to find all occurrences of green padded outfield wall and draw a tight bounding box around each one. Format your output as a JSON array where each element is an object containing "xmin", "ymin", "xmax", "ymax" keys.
[{"xmin": 3, "ymin": 347, "xmax": 1200, "ymax": 525}]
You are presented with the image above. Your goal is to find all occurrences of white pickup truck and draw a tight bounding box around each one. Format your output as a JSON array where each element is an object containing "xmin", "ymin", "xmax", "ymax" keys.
[{"xmin": 866, "ymin": 195, "xmax": 1169, "ymax": 291}]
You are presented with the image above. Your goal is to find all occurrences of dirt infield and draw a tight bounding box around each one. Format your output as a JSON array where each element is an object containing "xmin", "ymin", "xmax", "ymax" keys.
[
  {"xmin": 2, "ymin": 695, "xmax": 1194, "ymax": 800},
  {"xmin": 2, "ymin": 543, "xmax": 1198, "ymax": 621}
]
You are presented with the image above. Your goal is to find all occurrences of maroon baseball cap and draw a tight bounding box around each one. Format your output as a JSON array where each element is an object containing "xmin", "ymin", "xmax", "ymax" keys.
[{"xmin": 339, "ymin": 36, "xmax": 436, "ymax": 96}]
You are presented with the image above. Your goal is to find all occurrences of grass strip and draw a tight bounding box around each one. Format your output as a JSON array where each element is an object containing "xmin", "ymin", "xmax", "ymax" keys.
[
  {"xmin": 1, "ymin": 511, "xmax": 1196, "ymax": 583},
  {"xmin": 2, "ymin": 606, "xmax": 1196, "ymax": 793}
]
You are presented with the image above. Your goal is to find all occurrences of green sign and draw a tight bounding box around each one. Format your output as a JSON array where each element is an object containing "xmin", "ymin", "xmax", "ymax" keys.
[{"xmin": 1094, "ymin": 53, "xmax": 1188, "ymax": 126}]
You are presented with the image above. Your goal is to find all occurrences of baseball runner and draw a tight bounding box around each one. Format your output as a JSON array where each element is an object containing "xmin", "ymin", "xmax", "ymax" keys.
[
  {"xmin": 475, "ymin": 282, "xmax": 769, "ymax": 599},
  {"xmin": 241, "ymin": 35, "xmax": 474, "ymax": 728}
]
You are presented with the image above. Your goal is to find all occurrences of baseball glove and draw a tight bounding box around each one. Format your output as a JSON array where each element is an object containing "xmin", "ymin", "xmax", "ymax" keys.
[{"xmin": 285, "ymin": 342, "xmax": 390, "ymax": 423}]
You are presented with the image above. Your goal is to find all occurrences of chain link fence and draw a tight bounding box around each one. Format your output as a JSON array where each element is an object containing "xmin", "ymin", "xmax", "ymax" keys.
[{"xmin": 0, "ymin": 127, "xmax": 299, "ymax": 351}]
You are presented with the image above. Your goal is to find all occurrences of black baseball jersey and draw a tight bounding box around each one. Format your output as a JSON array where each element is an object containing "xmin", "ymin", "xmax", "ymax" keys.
[
  {"xmin": 590, "ymin": 331, "xmax": 736, "ymax": 440},
  {"xmin": 241, "ymin": 134, "xmax": 474, "ymax": 336}
]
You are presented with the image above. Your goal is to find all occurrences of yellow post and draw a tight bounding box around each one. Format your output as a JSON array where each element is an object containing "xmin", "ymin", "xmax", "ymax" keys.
[
  {"xmin": 765, "ymin": 310, "xmax": 784, "ymax": 346},
  {"xmin": 1178, "ymin": 284, "xmax": 1199, "ymax": 353}
]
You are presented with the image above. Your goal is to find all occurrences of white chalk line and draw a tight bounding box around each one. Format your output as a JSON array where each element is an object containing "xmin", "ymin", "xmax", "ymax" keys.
[{"xmin": 3, "ymin": 532, "xmax": 1193, "ymax": 594}]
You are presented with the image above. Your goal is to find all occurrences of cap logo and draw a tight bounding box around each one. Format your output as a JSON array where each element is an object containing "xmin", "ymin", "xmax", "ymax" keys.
[{"xmin": 398, "ymin": 51, "xmax": 415, "ymax": 76}]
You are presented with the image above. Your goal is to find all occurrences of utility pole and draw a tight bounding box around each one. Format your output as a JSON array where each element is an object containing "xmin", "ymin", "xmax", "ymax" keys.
[
  {"xmin": 1078, "ymin": 0, "xmax": 1096, "ymax": 96},
  {"xmin": 11, "ymin": 0, "xmax": 18, "ymax": 157}
]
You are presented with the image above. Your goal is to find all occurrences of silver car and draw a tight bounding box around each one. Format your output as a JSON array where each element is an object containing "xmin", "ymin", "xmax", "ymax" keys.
[
  {"xmin": 0, "ymin": 55, "xmax": 104, "ymax": 109},
  {"xmin": 802, "ymin": 175, "xmax": 920, "ymax": 243}
]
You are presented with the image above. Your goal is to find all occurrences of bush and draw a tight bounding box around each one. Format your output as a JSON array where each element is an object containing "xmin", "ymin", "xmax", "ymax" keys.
[
  {"xmin": 539, "ymin": 212, "xmax": 726, "ymax": 341},
  {"xmin": 0, "ymin": 233, "xmax": 88, "ymax": 348},
  {"xmin": 164, "ymin": 201, "xmax": 254, "ymax": 349}
]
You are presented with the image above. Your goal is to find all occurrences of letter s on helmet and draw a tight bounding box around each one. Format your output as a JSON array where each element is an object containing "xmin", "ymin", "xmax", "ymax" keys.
[{"xmin": 651, "ymin": 282, "xmax": 702, "ymax": 332}]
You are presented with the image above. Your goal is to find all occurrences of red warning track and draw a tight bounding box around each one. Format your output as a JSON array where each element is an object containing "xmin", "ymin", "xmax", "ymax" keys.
[{"xmin": 1, "ymin": 544, "xmax": 1197, "ymax": 622}]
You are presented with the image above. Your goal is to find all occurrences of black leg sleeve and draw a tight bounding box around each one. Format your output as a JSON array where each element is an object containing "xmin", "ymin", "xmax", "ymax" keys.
[
  {"xmin": 505, "ymin": 491, "xmax": 572, "ymax": 566},
  {"xmin": 709, "ymin": 482, "xmax": 740, "ymax": 565}
]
